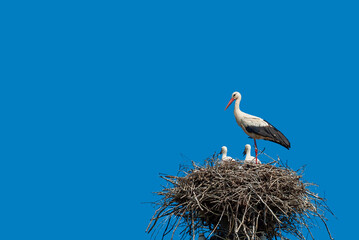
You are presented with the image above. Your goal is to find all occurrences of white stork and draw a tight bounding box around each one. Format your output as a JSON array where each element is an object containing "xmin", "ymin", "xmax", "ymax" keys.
[
  {"xmin": 225, "ymin": 92, "xmax": 290, "ymax": 162},
  {"xmin": 219, "ymin": 146, "xmax": 234, "ymax": 163},
  {"xmin": 243, "ymin": 144, "xmax": 261, "ymax": 164}
]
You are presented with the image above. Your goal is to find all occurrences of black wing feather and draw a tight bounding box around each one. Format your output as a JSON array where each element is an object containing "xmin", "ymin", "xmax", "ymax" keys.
[{"xmin": 245, "ymin": 120, "xmax": 291, "ymax": 149}]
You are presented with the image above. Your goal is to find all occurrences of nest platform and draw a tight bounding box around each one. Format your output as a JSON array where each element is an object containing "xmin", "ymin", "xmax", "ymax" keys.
[{"xmin": 147, "ymin": 155, "xmax": 333, "ymax": 240}]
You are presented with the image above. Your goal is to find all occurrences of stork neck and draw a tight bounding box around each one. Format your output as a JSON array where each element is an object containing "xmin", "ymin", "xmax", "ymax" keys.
[
  {"xmin": 244, "ymin": 149, "xmax": 248, "ymax": 159},
  {"xmin": 234, "ymin": 99, "xmax": 241, "ymax": 112},
  {"xmin": 244, "ymin": 146, "xmax": 252, "ymax": 159},
  {"xmin": 234, "ymin": 99, "xmax": 242, "ymax": 120},
  {"xmin": 222, "ymin": 152, "xmax": 227, "ymax": 159}
]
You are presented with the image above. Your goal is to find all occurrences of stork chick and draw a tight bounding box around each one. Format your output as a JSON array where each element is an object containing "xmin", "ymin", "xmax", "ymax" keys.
[
  {"xmin": 219, "ymin": 146, "xmax": 235, "ymax": 163},
  {"xmin": 243, "ymin": 144, "xmax": 261, "ymax": 164}
]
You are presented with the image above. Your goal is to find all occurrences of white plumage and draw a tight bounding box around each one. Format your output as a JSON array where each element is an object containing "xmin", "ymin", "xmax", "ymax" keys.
[
  {"xmin": 243, "ymin": 144, "xmax": 261, "ymax": 164},
  {"xmin": 220, "ymin": 146, "xmax": 235, "ymax": 163},
  {"xmin": 225, "ymin": 91, "xmax": 290, "ymax": 161}
]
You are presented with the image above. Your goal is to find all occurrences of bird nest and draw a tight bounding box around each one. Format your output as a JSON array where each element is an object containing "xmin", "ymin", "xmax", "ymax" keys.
[{"xmin": 147, "ymin": 154, "xmax": 333, "ymax": 240}]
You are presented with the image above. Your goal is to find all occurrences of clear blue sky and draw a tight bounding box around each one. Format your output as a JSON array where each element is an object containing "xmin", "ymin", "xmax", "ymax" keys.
[{"xmin": 1, "ymin": 0, "xmax": 358, "ymax": 239}]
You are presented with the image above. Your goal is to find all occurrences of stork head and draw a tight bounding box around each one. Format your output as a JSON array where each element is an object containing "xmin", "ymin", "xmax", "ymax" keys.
[
  {"xmin": 225, "ymin": 91, "xmax": 241, "ymax": 110},
  {"xmin": 220, "ymin": 146, "xmax": 227, "ymax": 155},
  {"xmin": 232, "ymin": 91, "xmax": 241, "ymax": 100},
  {"xmin": 243, "ymin": 144, "xmax": 251, "ymax": 156}
]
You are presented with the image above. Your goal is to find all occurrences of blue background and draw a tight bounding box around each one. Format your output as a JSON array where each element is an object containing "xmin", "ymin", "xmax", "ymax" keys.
[{"xmin": 1, "ymin": 0, "xmax": 358, "ymax": 239}]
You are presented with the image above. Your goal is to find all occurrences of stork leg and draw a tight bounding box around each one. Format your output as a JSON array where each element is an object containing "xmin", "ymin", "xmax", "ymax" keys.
[{"xmin": 253, "ymin": 139, "xmax": 258, "ymax": 164}]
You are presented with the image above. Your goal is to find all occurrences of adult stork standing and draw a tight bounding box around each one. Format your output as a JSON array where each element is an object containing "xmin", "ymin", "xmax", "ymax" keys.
[{"xmin": 225, "ymin": 92, "xmax": 290, "ymax": 163}]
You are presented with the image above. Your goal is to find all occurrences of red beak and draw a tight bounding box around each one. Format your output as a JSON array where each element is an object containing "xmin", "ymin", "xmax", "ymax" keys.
[{"xmin": 225, "ymin": 98, "xmax": 235, "ymax": 110}]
